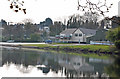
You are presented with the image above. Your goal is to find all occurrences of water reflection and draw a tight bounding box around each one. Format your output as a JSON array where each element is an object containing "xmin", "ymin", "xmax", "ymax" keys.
[
  {"xmin": 105, "ymin": 56, "xmax": 120, "ymax": 78},
  {"xmin": 1, "ymin": 47, "xmax": 114, "ymax": 77}
]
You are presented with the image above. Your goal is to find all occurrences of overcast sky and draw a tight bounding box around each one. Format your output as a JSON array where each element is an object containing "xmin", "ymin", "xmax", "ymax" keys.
[{"xmin": 0, "ymin": 0, "xmax": 119, "ymax": 24}]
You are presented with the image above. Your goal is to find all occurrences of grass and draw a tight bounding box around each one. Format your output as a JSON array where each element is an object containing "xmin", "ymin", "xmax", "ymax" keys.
[
  {"xmin": 23, "ymin": 44, "xmax": 112, "ymax": 53},
  {"xmin": 63, "ymin": 45, "xmax": 111, "ymax": 52}
]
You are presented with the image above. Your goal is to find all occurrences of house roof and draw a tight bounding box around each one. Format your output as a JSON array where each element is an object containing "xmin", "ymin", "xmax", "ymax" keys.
[
  {"xmin": 79, "ymin": 28, "xmax": 97, "ymax": 36},
  {"xmin": 60, "ymin": 28, "xmax": 77, "ymax": 36},
  {"xmin": 60, "ymin": 28, "xmax": 97, "ymax": 36}
]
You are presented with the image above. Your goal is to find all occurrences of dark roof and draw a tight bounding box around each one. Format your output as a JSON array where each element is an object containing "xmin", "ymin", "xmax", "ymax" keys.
[
  {"xmin": 60, "ymin": 28, "xmax": 77, "ymax": 36},
  {"xmin": 79, "ymin": 28, "xmax": 97, "ymax": 36}
]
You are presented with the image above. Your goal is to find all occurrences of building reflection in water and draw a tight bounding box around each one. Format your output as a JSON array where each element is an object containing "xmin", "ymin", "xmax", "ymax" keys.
[{"xmin": 2, "ymin": 47, "xmax": 114, "ymax": 77}]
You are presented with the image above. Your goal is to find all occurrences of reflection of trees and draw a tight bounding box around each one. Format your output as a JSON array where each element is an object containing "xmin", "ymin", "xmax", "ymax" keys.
[
  {"xmin": 105, "ymin": 56, "xmax": 120, "ymax": 77},
  {"xmin": 2, "ymin": 49, "xmax": 39, "ymax": 67},
  {"xmin": 2, "ymin": 48, "xmax": 39, "ymax": 73},
  {"xmin": 2, "ymin": 48, "xmax": 114, "ymax": 77}
]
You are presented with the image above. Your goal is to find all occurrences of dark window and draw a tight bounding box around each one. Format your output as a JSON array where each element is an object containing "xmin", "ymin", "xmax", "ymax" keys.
[
  {"xmin": 79, "ymin": 34, "xmax": 82, "ymax": 36},
  {"xmin": 90, "ymin": 33, "xmax": 93, "ymax": 35},
  {"xmin": 74, "ymin": 62, "xmax": 76, "ymax": 65},
  {"xmin": 77, "ymin": 63, "xmax": 80, "ymax": 65},
  {"xmin": 75, "ymin": 34, "xmax": 78, "ymax": 37}
]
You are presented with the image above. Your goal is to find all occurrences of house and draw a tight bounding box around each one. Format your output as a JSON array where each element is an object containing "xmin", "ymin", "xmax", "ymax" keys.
[
  {"xmin": 87, "ymin": 29, "xmax": 108, "ymax": 43},
  {"xmin": 59, "ymin": 28, "xmax": 97, "ymax": 43}
]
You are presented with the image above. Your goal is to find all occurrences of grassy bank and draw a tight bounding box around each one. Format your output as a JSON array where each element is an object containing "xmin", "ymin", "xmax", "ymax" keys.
[
  {"xmin": 2, "ymin": 43, "xmax": 114, "ymax": 58},
  {"xmin": 23, "ymin": 44, "xmax": 113, "ymax": 54}
]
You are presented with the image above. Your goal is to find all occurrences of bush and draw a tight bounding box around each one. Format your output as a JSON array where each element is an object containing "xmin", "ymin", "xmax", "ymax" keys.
[
  {"xmin": 115, "ymin": 40, "xmax": 120, "ymax": 49},
  {"xmin": 106, "ymin": 27, "xmax": 120, "ymax": 50}
]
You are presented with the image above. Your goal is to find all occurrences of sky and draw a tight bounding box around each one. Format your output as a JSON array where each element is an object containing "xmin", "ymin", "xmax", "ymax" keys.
[{"xmin": 0, "ymin": 0, "xmax": 119, "ymax": 24}]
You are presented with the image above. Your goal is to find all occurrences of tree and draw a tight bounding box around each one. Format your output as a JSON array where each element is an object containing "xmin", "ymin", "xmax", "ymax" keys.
[
  {"xmin": 106, "ymin": 27, "xmax": 120, "ymax": 49},
  {"xmin": 66, "ymin": 13, "xmax": 99, "ymax": 29},
  {"xmin": 45, "ymin": 18, "xmax": 53, "ymax": 26},
  {"xmin": 77, "ymin": 0, "xmax": 113, "ymax": 16},
  {"xmin": 105, "ymin": 56, "xmax": 120, "ymax": 77},
  {"xmin": 50, "ymin": 21, "xmax": 65, "ymax": 36},
  {"xmin": 8, "ymin": 0, "xmax": 113, "ymax": 16},
  {"xmin": 30, "ymin": 33, "xmax": 41, "ymax": 42},
  {"xmin": 23, "ymin": 20, "xmax": 39, "ymax": 38}
]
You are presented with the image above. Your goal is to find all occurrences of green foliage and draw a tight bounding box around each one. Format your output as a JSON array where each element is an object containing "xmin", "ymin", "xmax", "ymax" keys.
[
  {"xmin": 2, "ymin": 20, "xmax": 40, "ymax": 42},
  {"xmin": 24, "ymin": 23, "xmax": 39, "ymax": 37},
  {"xmin": 106, "ymin": 27, "xmax": 120, "ymax": 49},
  {"xmin": 115, "ymin": 40, "xmax": 120, "ymax": 49},
  {"xmin": 106, "ymin": 27, "xmax": 120, "ymax": 42},
  {"xmin": 30, "ymin": 33, "xmax": 41, "ymax": 41},
  {"xmin": 105, "ymin": 57, "xmax": 120, "ymax": 77},
  {"xmin": 23, "ymin": 44, "xmax": 111, "ymax": 53}
]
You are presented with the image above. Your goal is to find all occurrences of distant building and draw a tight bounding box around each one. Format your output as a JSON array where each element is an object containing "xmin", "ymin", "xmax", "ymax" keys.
[
  {"xmin": 104, "ymin": 19, "xmax": 112, "ymax": 30},
  {"xmin": 0, "ymin": 22, "xmax": 2, "ymax": 27},
  {"xmin": 118, "ymin": 1, "xmax": 120, "ymax": 17},
  {"xmin": 0, "ymin": 19, "xmax": 7, "ymax": 26},
  {"xmin": 38, "ymin": 18, "xmax": 53, "ymax": 32},
  {"xmin": 43, "ymin": 26, "xmax": 50, "ymax": 33}
]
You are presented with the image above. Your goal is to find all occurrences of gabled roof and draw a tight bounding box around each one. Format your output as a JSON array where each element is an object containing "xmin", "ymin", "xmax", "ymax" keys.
[
  {"xmin": 79, "ymin": 28, "xmax": 97, "ymax": 36},
  {"xmin": 60, "ymin": 28, "xmax": 97, "ymax": 36},
  {"xmin": 60, "ymin": 28, "xmax": 77, "ymax": 36}
]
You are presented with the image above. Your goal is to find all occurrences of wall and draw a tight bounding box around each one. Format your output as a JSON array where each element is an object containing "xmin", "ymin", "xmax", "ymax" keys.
[
  {"xmin": 71, "ymin": 29, "xmax": 86, "ymax": 42},
  {"xmin": 118, "ymin": 1, "xmax": 120, "ymax": 17}
]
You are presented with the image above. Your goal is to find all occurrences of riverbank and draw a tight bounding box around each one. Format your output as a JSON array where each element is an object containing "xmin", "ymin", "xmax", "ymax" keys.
[{"xmin": 1, "ymin": 43, "xmax": 118, "ymax": 55}]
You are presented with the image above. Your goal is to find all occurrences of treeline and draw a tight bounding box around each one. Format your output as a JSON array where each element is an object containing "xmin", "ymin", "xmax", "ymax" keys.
[
  {"xmin": 1, "ymin": 13, "xmax": 120, "ymax": 42},
  {"xmin": 2, "ymin": 22, "xmax": 40, "ymax": 42}
]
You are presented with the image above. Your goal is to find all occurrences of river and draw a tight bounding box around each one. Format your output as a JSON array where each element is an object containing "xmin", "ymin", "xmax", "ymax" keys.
[{"xmin": 0, "ymin": 46, "xmax": 115, "ymax": 78}]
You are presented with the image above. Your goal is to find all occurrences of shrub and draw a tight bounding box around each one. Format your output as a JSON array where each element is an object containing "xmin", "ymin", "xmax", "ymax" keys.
[{"xmin": 115, "ymin": 40, "xmax": 120, "ymax": 49}]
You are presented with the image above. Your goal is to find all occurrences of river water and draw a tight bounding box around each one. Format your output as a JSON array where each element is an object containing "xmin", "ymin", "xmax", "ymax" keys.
[{"xmin": 0, "ymin": 46, "xmax": 115, "ymax": 78}]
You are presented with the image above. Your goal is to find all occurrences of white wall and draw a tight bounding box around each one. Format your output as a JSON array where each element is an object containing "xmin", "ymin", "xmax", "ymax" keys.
[
  {"xmin": 118, "ymin": 1, "xmax": 120, "ymax": 17},
  {"xmin": 71, "ymin": 29, "xmax": 86, "ymax": 42},
  {"xmin": 0, "ymin": 22, "xmax": 2, "ymax": 27}
]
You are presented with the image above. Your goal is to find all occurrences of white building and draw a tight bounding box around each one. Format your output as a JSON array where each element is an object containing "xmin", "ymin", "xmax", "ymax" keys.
[
  {"xmin": 59, "ymin": 28, "xmax": 97, "ymax": 43},
  {"xmin": 0, "ymin": 22, "xmax": 2, "ymax": 27},
  {"xmin": 43, "ymin": 26, "xmax": 50, "ymax": 33},
  {"xmin": 118, "ymin": 1, "xmax": 120, "ymax": 17}
]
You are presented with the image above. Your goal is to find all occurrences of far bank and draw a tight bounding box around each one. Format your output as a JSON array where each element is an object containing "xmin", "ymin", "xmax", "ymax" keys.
[{"xmin": 1, "ymin": 43, "xmax": 118, "ymax": 55}]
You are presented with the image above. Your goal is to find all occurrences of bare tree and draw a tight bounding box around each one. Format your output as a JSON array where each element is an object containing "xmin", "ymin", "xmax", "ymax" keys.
[
  {"xmin": 7, "ymin": 0, "xmax": 120, "ymax": 25},
  {"xmin": 78, "ymin": 0, "xmax": 120, "ymax": 25},
  {"xmin": 8, "ymin": 0, "xmax": 26, "ymax": 14},
  {"xmin": 77, "ymin": 0, "xmax": 113, "ymax": 16},
  {"xmin": 22, "ymin": 19, "xmax": 33, "ymax": 24}
]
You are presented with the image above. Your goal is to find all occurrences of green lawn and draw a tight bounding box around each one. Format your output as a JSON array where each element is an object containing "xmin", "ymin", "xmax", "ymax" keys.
[{"xmin": 23, "ymin": 44, "xmax": 113, "ymax": 53}]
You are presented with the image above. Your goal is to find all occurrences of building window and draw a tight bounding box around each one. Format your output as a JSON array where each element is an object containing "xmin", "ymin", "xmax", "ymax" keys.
[
  {"xmin": 77, "ymin": 63, "xmax": 80, "ymax": 65},
  {"xmin": 74, "ymin": 62, "xmax": 76, "ymax": 65},
  {"xmin": 75, "ymin": 34, "xmax": 78, "ymax": 37},
  {"xmin": 79, "ymin": 34, "xmax": 82, "ymax": 36},
  {"xmin": 90, "ymin": 33, "xmax": 93, "ymax": 35}
]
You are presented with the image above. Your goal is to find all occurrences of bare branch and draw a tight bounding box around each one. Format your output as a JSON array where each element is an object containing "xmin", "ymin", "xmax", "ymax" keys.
[
  {"xmin": 77, "ymin": 0, "xmax": 113, "ymax": 16},
  {"xmin": 8, "ymin": 0, "xmax": 26, "ymax": 14}
]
